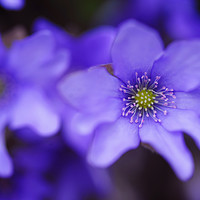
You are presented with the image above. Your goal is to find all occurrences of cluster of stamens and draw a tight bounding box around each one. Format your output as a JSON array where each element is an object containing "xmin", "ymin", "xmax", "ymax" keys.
[{"xmin": 119, "ymin": 72, "xmax": 176, "ymax": 128}]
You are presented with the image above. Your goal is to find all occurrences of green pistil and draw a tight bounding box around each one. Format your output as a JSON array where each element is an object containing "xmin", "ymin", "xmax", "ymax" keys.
[{"xmin": 135, "ymin": 89, "xmax": 155, "ymax": 109}]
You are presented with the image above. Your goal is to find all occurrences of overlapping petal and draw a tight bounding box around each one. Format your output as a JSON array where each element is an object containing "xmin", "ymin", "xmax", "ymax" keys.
[
  {"xmin": 9, "ymin": 87, "xmax": 60, "ymax": 136},
  {"xmin": 34, "ymin": 19, "xmax": 116, "ymax": 71},
  {"xmin": 33, "ymin": 49, "xmax": 70, "ymax": 86},
  {"xmin": 65, "ymin": 100, "xmax": 122, "ymax": 136},
  {"xmin": 88, "ymin": 117, "xmax": 140, "ymax": 167},
  {"xmin": 71, "ymin": 26, "xmax": 116, "ymax": 68},
  {"xmin": 33, "ymin": 18, "xmax": 72, "ymax": 50},
  {"xmin": 7, "ymin": 31, "xmax": 55, "ymax": 80}
]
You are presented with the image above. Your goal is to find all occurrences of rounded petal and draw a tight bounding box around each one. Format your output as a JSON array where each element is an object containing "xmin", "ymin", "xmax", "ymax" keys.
[
  {"xmin": 7, "ymin": 31, "xmax": 55, "ymax": 80},
  {"xmin": 61, "ymin": 105, "xmax": 93, "ymax": 155},
  {"xmin": 112, "ymin": 19, "xmax": 163, "ymax": 81},
  {"xmin": 160, "ymin": 108, "xmax": 200, "ymax": 149},
  {"xmin": 58, "ymin": 66, "xmax": 121, "ymax": 114},
  {"xmin": 33, "ymin": 49, "xmax": 70, "ymax": 86},
  {"xmin": 152, "ymin": 40, "xmax": 200, "ymax": 92},
  {"xmin": 66, "ymin": 99, "xmax": 122, "ymax": 136},
  {"xmin": 71, "ymin": 26, "xmax": 116, "ymax": 68},
  {"xmin": 63, "ymin": 118, "xmax": 92, "ymax": 156},
  {"xmin": 62, "ymin": 100, "xmax": 122, "ymax": 156},
  {"xmin": 0, "ymin": 0, "xmax": 24, "ymax": 10},
  {"xmin": 33, "ymin": 18, "xmax": 72, "ymax": 50},
  {"xmin": 10, "ymin": 88, "xmax": 60, "ymax": 136},
  {"xmin": 139, "ymin": 121, "xmax": 194, "ymax": 181},
  {"xmin": 87, "ymin": 117, "xmax": 140, "ymax": 167}
]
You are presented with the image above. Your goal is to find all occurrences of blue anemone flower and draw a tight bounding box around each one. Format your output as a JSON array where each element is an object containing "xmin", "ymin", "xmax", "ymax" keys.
[{"xmin": 59, "ymin": 20, "xmax": 200, "ymax": 181}]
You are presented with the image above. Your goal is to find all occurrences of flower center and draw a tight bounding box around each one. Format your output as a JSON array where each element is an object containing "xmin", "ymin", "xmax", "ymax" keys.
[
  {"xmin": 119, "ymin": 72, "xmax": 176, "ymax": 128},
  {"xmin": 135, "ymin": 89, "xmax": 155, "ymax": 109}
]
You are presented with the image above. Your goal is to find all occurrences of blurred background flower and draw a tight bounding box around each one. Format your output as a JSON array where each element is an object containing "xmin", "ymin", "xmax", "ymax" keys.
[{"xmin": 0, "ymin": 0, "xmax": 25, "ymax": 10}]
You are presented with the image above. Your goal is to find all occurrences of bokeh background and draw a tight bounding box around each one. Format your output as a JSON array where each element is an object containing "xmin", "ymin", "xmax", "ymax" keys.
[{"xmin": 1, "ymin": 0, "xmax": 200, "ymax": 199}]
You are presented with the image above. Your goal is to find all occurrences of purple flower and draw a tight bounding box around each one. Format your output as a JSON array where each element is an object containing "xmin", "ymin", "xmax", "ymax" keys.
[
  {"xmin": 0, "ymin": 0, "xmax": 25, "ymax": 10},
  {"xmin": 59, "ymin": 20, "xmax": 200, "ymax": 181},
  {"xmin": 0, "ymin": 31, "xmax": 69, "ymax": 177}
]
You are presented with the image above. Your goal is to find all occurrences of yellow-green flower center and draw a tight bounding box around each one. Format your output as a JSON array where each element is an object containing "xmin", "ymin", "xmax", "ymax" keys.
[
  {"xmin": 119, "ymin": 72, "xmax": 176, "ymax": 128},
  {"xmin": 135, "ymin": 89, "xmax": 155, "ymax": 109}
]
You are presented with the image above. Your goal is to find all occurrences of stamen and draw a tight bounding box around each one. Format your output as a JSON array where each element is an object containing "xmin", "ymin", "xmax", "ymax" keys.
[{"xmin": 119, "ymin": 72, "xmax": 176, "ymax": 127}]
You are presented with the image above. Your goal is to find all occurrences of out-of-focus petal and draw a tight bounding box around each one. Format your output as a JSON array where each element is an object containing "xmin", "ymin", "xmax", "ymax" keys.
[
  {"xmin": 87, "ymin": 117, "xmax": 140, "ymax": 167},
  {"xmin": 0, "ymin": 0, "xmax": 24, "ymax": 10},
  {"xmin": 33, "ymin": 49, "xmax": 70, "ymax": 86},
  {"xmin": 112, "ymin": 20, "xmax": 163, "ymax": 82},
  {"xmin": 139, "ymin": 121, "xmax": 194, "ymax": 181},
  {"xmin": 7, "ymin": 31, "xmax": 55, "ymax": 80},
  {"xmin": 71, "ymin": 26, "xmax": 116, "ymax": 68},
  {"xmin": 10, "ymin": 87, "xmax": 60, "ymax": 136},
  {"xmin": 33, "ymin": 18, "xmax": 72, "ymax": 50},
  {"xmin": 65, "ymin": 99, "xmax": 122, "ymax": 136}
]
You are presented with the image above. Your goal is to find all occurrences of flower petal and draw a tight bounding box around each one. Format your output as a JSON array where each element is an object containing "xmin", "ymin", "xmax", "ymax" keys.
[
  {"xmin": 33, "ymin": 18, "xmax": 72, "ymax": 50},
  {"xmin": 10, "ymin": 87, "xmax": 60, "ymax": 136},
  {"xmin": 63, "ymin": 118, "xmax": 92, "ymax": 156},
  {"xmin": 160, "ymin": 108, "xmax": 200, "ymax": 149},
  {"xmin": 139, "ymin": 121, "xmax": 194, "ymax": 181},
  {"xmin": 87, "ymin": 117, "xmax": 140, "ymax": 167},
  {"xmin": 112, "ymin": 19, "xmax": 163, "ymax": 82},
  {"xmin": 71, "ymin": 26, "xmax": 116, "ymax": 68},
  {"xmin": 152, "ymin": 40, "xmax": 200, "ymax": 92},
  {"xmin": 58, "ymin": 66, "xmax": 121, "ymax": 114},
  {"xmin": 34, "ymin": 19, "xmax": 116, "ymax": 70},
  {"xmin": 33, "ymin": 49, "xmax": 70, "ymax": 86},
  {"xmin": 65, "ymin": 99, "xmax": 122, "ymax": 136},
  {"xmin": 175, "ymin": 90, "xmax": 200, "ymax": 115},
  {"xmin": 7, "ymin": 31, "xmax": 55, "ymax": 80},
  {"xmin": 0, "ymin": 0, "xmax": 24, "ymax": 10}
]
